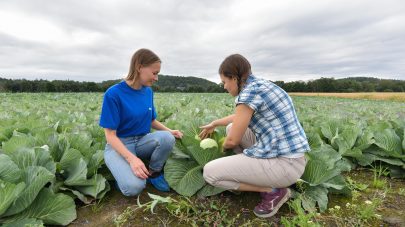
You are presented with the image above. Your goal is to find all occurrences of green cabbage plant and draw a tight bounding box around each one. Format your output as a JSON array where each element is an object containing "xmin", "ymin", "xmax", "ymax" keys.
[
  {"xmin": 297, "ymin": 144, "xmax": 351, "ymax": 212},
  {"xmin": 0, "ymin": 127, "xmax": 109, "ymax": 226},
  {"xmin": 164, "ymin": 131, "xmax": 227, "ymax": 197}
]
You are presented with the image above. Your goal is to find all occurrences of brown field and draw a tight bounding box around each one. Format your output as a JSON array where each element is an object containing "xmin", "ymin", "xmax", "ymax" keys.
[{"xmin": 289, "ymin": 92, "xmax": 405, "ymax": 102}]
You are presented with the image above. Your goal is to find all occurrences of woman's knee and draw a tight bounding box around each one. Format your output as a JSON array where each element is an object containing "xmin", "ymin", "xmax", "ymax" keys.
[
  {"xmin": 119, "ymin": 181, "xmax": 146, "ymax": 196},
  {"xmin": 203, "ymin": 162, "xmax": 219, "ymax": 186},
  {"xmin": 155, "ymin": 131, "xmax": 175, "ymax": 148},
  {"xmin": 103, "ymin": 146, "xmax": 121, "ymax": 167}
]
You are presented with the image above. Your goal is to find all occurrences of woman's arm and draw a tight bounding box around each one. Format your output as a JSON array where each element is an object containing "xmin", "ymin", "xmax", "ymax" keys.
[
  {"xmin": 151, "ymin": 119, "xmax": 171, "ymax": 131},
  {"xmin": 104, "ymin": 128, "xmax": 150, "ymax": 179},
  {"xmin": 199, "ymin": 114, "xmax": 235, "ymax": 139},
  {"xmin": 212, "ymin": 114, "xmax": 235, "ymax": 127},
  {"xmin": 151, "ymin": 119, "xmax": 183, "ymax": 138},
  {"xmin": 222, "ymin": 105, "xmax": 253, "ymax": 149}
]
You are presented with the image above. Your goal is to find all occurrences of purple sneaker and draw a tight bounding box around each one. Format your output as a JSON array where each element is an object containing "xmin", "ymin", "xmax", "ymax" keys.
[{"xmin": 254, "ymin": 188, "xmax": 291, "ymax": 218}]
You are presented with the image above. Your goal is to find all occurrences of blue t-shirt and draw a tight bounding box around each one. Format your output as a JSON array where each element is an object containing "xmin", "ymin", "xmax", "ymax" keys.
[{"xmin": 99, "ymin": 80, "xmax": 157, "ymax": 137}]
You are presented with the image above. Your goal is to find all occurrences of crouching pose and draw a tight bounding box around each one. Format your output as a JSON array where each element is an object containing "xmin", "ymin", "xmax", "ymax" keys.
[
  {"xmin": 200, "ymin": 54, "xmax": 309, "ymax": 218},
  {"xmin": 100, "ymin": 49, "xmax": 183, "ymax": 196}
]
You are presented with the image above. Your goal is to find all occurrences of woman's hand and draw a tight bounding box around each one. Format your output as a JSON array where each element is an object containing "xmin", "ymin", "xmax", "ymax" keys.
[
  {"xmin": 170, "ymin": 129, "xmax": 183, "ymax": 139},
  {"xmin": 199, "ymin": 122, "xmax": 216, "ymax": 139},
  {"xmin": 128, "ymin": 156, "xmax": 150, "ymax": 179}
]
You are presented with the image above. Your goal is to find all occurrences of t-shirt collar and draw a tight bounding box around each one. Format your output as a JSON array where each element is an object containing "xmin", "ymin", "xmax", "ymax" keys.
[{"xmin": 121, "ymin": 80, "xmax": 145, "ymax": 92}]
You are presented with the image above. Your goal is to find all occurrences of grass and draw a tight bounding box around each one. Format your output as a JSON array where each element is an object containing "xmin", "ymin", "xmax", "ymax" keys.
[
  {"xmin": 289, "ymin": 92, "xmax": 405, "ymax": 102},
  {"xmin": 371, "ymin": 163, "xmax": 390, "ymax": 189}
]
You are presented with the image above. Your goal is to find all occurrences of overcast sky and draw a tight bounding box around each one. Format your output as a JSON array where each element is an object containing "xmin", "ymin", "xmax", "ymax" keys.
[{"xmin": 1, "ymin": 0, "xmax": 404, "ymax": 83}]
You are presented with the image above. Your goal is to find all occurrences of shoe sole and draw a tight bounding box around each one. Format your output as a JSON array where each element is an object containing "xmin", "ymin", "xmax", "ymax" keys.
[{"xmin": 253, "ymin": 188, "xmax": 291, "ymax": 218}]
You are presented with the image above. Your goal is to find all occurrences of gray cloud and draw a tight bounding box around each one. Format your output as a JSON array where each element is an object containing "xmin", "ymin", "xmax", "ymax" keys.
[{"xmin": 0, "ymin": 0, "xmax": 404, "ymax": 83}]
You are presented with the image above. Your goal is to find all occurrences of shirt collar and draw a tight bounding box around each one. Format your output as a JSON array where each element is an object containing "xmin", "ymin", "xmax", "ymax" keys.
[
  {"xmin": 241, "ymin": 74, "xmax": 255, "ymax": 90},
  {"xmin": 121, "ymin": 80, "xmax": 146, "ymax": 92}
]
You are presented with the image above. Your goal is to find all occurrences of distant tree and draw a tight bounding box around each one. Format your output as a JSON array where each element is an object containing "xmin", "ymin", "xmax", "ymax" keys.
[
  {"xmin": 85, "ymin": 82, "xmax": 99, "ymax": 92},
  {"xmin": 361, "ymin": 81, "xmax": 375, "ymax": 92},
  {"xmin": 273, "ymin": 81, "xmax": 285, "ymax": 89},
  {"xmin": 46, "ymin": 82, "xmax": 56, "ymax": 92},
  {"xmin": 0, "ymin": 76, "xmax": 404, "ymax": 93}
]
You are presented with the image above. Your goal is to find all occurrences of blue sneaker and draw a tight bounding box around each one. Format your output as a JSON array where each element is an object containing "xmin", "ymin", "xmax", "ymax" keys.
[{"xmin": 147, "ymin": 173, "xmax": 170, "ymax": 192}]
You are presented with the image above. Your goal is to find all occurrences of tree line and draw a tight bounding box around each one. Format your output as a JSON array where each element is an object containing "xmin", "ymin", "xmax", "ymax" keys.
[
  {"xmin": 274, "ymin": 77, "xmax": 405, "ymax": 92},
  {"xmin": 0, "ymin": 75, "xmax": 225, "ymax": 93},
  {"xmin": 0, "ymin": 76, "xmax": 404, "ymax": 93}
]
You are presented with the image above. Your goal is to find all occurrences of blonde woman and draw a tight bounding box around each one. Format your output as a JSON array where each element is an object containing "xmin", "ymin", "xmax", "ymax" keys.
[{"xmin": 100, "ymin": 49, "xmax": 183, "ymax": 196}]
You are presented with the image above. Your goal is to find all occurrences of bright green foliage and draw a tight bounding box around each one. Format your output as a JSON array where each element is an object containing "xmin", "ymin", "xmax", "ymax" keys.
[
  {"xmin": 165, "ymin": 132, "xmax": 227, "ymax": 197},
  {"xmin": 162, "ymin": 99, "xmax": 233, "ymax": 197},
  {"xmin": 298, "ymin": 98, "xmax": 405, "ymax": 179},
  {"xmin": 299, "ymin": 145, "xmax": 351, "ymax": 212},
  {"xmin": 1, "ymin": 92, "xmax": 404, "ymax": 220},
  {"xmin": 165, "ymin": 159, "xmax": 205, "ymax": 196},
  {"xmin": 163, "ymin": 94, "xmax": 405, "ymax": 210},
  {"xmin": 2, "ymin": 218, "xmax": 44, "ymax": 227},
  {"xmin": 0, "ymin": 93, "xmax": 110, "ymax": 225},
  {"xmin": 2, "ymin": 188, "xmax": 76, "ymax": 226}
]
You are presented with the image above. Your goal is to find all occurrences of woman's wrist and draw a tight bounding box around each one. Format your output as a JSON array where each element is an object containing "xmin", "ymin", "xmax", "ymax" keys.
[
  {"xmin": 125, "ymin": 153, "xmax": 137, "ymax": 162},
  {"xmin": 211, "ymin": 120, "xmax": 218, "ymax": 127}
]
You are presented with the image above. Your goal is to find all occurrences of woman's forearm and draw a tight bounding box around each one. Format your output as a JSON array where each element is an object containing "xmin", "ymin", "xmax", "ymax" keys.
[
  {"xmin": 212, "ymin": 114, "xmax": 235, "ymax": 127},
  {"xmin": 105, "ymin": 129, "xmax": 137, "ymax": 162},
  {"xmin": 151, "ymin": 120, "xmax": 171, "ymax": 131},
  {"xmin": 223, "ymin": 105, "xmax": 254, "ymax": 148}
]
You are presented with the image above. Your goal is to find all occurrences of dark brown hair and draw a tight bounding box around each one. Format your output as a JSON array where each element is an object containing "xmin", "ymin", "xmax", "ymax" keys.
[
  {"xmin": 218, "ymin": 54, "xmax": 252, "ymax": 92},
  {"xmin": 126, "ymin": 49, "xmax": 161, "ymax": 84}
]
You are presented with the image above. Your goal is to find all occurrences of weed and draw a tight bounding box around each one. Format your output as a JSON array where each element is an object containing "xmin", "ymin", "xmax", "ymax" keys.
[
  {"xmin": 91, "ymin": 196, "xmax": 108, "ymax": 213},
  {"xmin": 371, "ymin": 163, "xmax": 389, "ymax": 189},
  {"xmin": 328, "ymin": 190, "xmax": 383, "ymax": 226},
  {"xmin": 346, "ymin": 176, "xmax": 368, "ymax": 191},
  {"xmin": 281, "ymin": 198, "xmax": 321, "ymax": 227},
  {"xmin": 113, "ymin": 206, "xmax": 136, "ymax": 227}
]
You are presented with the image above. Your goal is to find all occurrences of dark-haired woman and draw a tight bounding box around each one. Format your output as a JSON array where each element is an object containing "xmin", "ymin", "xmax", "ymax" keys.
[
  {"xmin": 100, "ymin": 49, "xmax": 183, "ymax": 196},
  {"xmin": 200, "ymin": 54, "xmax": 309, "ymax": 218}
]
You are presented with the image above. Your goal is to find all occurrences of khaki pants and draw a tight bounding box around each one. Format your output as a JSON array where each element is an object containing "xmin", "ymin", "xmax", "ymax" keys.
[{"xmin": 203, "ymin": 124, "xmax": 306, "ymax": 190}]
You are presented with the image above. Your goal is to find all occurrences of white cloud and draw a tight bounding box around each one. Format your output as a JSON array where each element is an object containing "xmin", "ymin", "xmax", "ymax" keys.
[{"xmin": 0, "ymin": 0, "xmax": 404, "ymax": 83}]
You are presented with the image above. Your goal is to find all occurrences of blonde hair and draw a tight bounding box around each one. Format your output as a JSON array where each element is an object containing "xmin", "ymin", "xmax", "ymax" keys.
[{"xmin": 126, "ymin": 49, "xmax": 161, "ymax": 84}]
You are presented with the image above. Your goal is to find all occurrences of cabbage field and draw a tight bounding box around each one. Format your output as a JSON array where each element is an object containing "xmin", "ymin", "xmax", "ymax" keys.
[{"xmin": 0, "ymin": 93, "xmax": 404, "ymax": 226}]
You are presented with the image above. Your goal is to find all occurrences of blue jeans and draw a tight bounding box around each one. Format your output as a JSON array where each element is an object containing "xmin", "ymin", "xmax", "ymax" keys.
[{"xmin": 104, "ymin": 131, "xmax": 175, "ymax": 196}]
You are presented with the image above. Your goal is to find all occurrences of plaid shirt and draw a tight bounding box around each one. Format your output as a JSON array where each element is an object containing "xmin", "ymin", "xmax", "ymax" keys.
[{"xmin": 235, "ymin": 75, "xmax": 310, "ymax": 158}]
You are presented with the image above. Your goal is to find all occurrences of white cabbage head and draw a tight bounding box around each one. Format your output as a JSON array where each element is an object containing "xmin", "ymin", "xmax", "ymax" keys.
[{"xmin": 200, "ymin": 138, "xmax": 218, "ymax": 149}]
